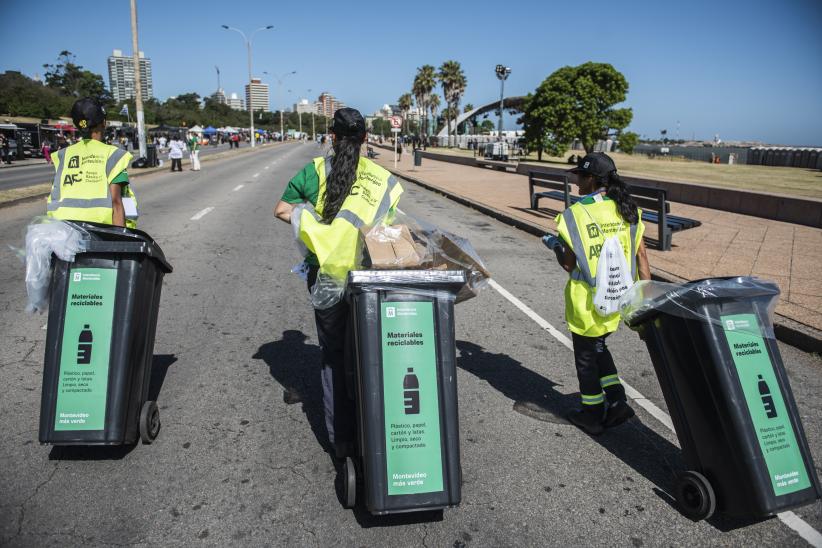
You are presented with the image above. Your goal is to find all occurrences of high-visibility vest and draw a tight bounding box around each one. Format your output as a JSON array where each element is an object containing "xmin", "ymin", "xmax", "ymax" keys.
[
  {"xmin": 46, "ymin": 139, "xmax": 137, "ymax": 226},
  {"xmin": 556, "ymin": 195, "xmax": 644, "ymax": 337},
  {"xmin": 298, "ymin": 155, "xmax": 403, "ymax": 283}
]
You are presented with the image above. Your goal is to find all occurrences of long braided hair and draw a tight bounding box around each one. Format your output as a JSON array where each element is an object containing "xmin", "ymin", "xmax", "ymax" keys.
[
  {"xmin": 597, "ymin": 170, "xmax": 639, "ymax": 225},
  {"xmin": 322, "ymin": 135, "xmax": 362, "ymax": 223}
]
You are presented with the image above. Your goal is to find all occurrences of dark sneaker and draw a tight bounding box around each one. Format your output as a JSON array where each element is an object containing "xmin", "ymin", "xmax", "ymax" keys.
[
  {"xmin": 567, "ymin": 409, "xmax": 604, "ymax": 436},
  {"xmin": 283, "ymin": 389, "xmax": 302, "ymax": 405},
  {"xmin": 604, "ymin": 401, "xmax": 635, "ymax": 428}
]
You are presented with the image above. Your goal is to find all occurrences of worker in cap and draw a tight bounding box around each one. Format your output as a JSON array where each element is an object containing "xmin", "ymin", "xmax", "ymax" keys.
[
  {"xmin": 545, "ymin": 152, "xmax": 651, "ymax": 435},
  {"xmin": 46, "ymin": 97, "xmax": 138, "ymax": 228},
  {"xmin": 274, "ymin": 107, "xmax": 403, "ymax": 461}
]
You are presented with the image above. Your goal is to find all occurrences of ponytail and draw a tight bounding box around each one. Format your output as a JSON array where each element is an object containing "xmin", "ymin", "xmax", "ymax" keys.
[
  {"xmin": 604, "ymin": 171, "xmax": 639, "ymax": 225},
  {"xmin": 322, "ymin": 136, "xmax": 362, "ymax": 223}
]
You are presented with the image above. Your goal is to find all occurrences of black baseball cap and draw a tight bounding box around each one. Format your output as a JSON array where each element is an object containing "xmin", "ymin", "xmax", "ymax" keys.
[
  {"xmin": 330, "ymin": 107, "xmax": 366, "ymax": 138},
  {"xmin": 71, "ymin": 97, "xmax": 107, "ymax": 135},
  {"xmin": 569, "ymin": 152, "xmax": 617, "ymax": 179}
]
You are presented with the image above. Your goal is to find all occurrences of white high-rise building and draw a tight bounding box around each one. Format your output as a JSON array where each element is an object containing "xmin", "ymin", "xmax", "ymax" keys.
[
  {"xmin": 227, "ymin": 93, "xmax": 244, "ymax": 111},
  {"xmin": 293, "ymin": 99, "xmax": 316, "ymax": 115},
  {"xmin": 245, "ymin": 78, "xmax": 270, "ymax": 113},
  {"xmin": 107, "ymin": 49, "xmax": 153, "ymax": 102}
]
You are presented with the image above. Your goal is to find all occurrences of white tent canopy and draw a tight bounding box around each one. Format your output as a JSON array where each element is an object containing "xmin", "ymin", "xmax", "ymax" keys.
[{"xmin": 189, "ymin": 125, "xmax": 204, "ymax": 134}]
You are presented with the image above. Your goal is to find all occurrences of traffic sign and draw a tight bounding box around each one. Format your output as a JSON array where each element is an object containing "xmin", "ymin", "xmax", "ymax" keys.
[
  {"xmin": 391, "ymin": 128, "xmax": 401, "ymax": 133},
  {"xmin": 390, "ymin": 116, "xmax": 402, "ymax": 128}
]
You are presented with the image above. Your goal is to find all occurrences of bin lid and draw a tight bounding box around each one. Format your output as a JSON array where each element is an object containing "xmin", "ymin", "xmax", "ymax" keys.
[
  {"xmin": 347, "ymin": 269, "xmax": 466, "ymax": 294},
  {"xmin": 66, "ymin": 221, "xmax": 173, "ymax": 273},
  {"xmin": 623, "ymin": 276, "xmax": 779, "ymax": 327}
]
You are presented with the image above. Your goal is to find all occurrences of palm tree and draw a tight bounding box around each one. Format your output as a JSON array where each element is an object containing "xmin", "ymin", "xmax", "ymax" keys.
[
  {"xmin": 429, "ymin": 94, "xmax": 441, "ymax": 135},
  {"xmin": 438, "ymin": 60, "xmax": 467, "ymax": 147},
  {"xmin": 412, "ymin": 65, "xmax": 436, "ymax": 147},
  {"xmin": 398, "ymin": 93, "xmax": 413, "ymax": 134},
  {"xmin": 464, "ymin": 103, "xmax": 474, "ymax": 113}
]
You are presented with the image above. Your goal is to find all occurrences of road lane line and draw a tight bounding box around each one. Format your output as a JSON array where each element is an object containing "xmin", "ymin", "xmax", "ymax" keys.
[
  {"xmin": 253, "ymin": 173, "xmax": 260, "ymax": 178},
  {"xmin": 488, "ymin": 278, "xmax": 821, "ymax": 546},
  {"xmin": 233, "ymin": 185, "xmax": 244, "ymax": 191},
  {"xmin": 265, "ymin": 166, "xmax": 270, "ymax": 170},
  {"xmin": 190, "ymin": 207, "xmax": 214, "ymax": 220}
]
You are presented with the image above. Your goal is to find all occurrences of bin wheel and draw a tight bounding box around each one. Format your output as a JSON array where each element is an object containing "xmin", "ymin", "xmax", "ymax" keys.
[
  {"xmin": 139, "ymin": 401, "xmax": 160, "ymax": 444},
  {"xmin": 675, "ymin": 471, "xmax": 716, "ymax": 521},
  {"xmin": 343, "ymin": 457, "xmax": 357, "ymax": 509}
]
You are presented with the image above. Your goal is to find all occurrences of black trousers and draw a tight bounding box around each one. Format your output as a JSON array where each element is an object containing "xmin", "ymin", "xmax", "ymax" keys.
[
  {"xmin": 307, "ymin": 266, "xmax": 355, "ymax": 449},
  {"xmin": 572, "ymin": 332, "xmax": 626, "ymax": 408},
  {"xmin": 171, "ymin": 158, "xmax": 182, "ymax": 171}
]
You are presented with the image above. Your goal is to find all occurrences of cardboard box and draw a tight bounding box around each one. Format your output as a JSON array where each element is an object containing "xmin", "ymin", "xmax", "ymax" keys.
[{"xmin": 363, "ymin": 225, "xmax": 425, "ymax": 269}]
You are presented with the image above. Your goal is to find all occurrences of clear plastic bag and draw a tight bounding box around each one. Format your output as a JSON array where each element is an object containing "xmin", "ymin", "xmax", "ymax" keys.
[
  {"xmin": 22, "ymin": 217, "xmax": 91, "ymax": 313},
  {"xmin": 619, "ymin": 277, "xmax": 780, "ymax": 339}
]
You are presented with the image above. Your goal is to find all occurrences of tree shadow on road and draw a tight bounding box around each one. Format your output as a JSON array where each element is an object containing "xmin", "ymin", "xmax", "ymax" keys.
[
  {"xmin": 253, "ymin": 330, "xmax": 331, "ymax": 456},
  {"xmin": 48, "ymin": 354, "xmax": 177, "ymax": 461}
]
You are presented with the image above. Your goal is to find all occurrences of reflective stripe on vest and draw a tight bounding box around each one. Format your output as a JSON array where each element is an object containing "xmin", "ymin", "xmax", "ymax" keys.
[
  {"xmin": 563, "ymin": 207, "xmax": 637, "ymax": 288},
  {"xmin": 47, "ymin": 140, "xmax": 133, "ymax": 223}
]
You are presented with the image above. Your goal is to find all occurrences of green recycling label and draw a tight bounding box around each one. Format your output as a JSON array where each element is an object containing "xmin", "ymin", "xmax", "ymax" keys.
[
  {"xmin": 722, "ymin": 313, "xmax": 811, "ymax": 496},
  {"xmin": 54, "ymin": 267, "xmax": 117, "ymax": 431},
  {"xmin": 381, "ymin": 301, "xmax": 444, "ymax": 496}
]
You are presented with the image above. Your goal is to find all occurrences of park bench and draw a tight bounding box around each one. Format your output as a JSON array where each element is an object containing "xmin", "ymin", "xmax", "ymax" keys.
[{"xmin": 528, "ymin": 170, "xmax": 701, "ymax": 251}]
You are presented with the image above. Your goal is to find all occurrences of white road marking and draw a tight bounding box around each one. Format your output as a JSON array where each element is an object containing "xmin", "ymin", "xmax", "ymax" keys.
[
  {"xmin": 264, "ymin": 166, "xmax": 270, "ymax": 170},
  {"xmin": 233, "ymin": 185, "xmax": 244, "ymax": 191},
  {"xmin": 190, "ymin": 207, "xmax": 214, "ymax": 220},
  {"xmin": 41, "ymin": 324, "xmax": 47, "ymax": 330},
  {"xmin": 488, "ymin": 277, "xmax": 821, "ymax": 546},
  {"xmin": 253, "ymin": 173, "xmax": 260, "ymax": 178}
]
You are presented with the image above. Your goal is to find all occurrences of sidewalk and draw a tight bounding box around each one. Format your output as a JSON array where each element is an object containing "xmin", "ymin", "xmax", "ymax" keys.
[{"xmin": 374, "ymin": 149, "xmax": 822, "ymax": 347}]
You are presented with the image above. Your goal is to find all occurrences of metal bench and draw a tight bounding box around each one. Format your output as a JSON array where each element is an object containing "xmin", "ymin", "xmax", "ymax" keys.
[
  {"xmin": 475, "ymin": 158, "xmax": 518, "ymax": 172},
  {"xmin": 528, "ymin": 171, "xmax": 701, "ymax": 251}
]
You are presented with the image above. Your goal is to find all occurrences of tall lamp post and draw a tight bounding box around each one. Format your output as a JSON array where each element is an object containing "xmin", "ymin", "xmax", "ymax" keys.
[
  {"xmin": 221, "ymin": 24, "xmax": 273, "ymax": 148},
  {"xmin": 307, "ymin": 88, "xmax": 315, "ymax": 141},
  {"xmin": 495, "ymin": 64, "xmax": 511, "ymax": 142},
  {"xmin": 264, "ymin": 71, "xmax": 297, "ymax": 140},
  {"xmin": 129, "ymin": 0, "xmax": 146, "ymax": 159}
]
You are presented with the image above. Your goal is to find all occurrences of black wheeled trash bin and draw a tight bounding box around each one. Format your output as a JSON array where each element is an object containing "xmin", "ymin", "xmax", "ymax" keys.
[
  {"xmin": 414, "ymin": 150, "xmax": 423, "ymax": 167},
  {"xmin": 39, "ymin": 221, "xmax": 173, "ymax": 446},
  {"xmin": 624, "ymin": 276, "xmax": 821, "ymax": 521},
  {"xmin": 344, "ymin": 270, "xmax": 465, "ymax": 514}
]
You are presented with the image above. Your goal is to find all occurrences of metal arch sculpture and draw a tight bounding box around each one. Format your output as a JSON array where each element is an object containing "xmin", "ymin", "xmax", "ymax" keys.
[{"xmin": 435, "ymin": 96, "xmax": 526, "ymax": 138}]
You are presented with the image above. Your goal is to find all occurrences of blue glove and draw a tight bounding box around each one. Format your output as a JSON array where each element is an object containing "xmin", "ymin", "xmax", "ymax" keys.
[{"xmin": 542, "ymin": 234, "xmax": 566, "ymax": 263}]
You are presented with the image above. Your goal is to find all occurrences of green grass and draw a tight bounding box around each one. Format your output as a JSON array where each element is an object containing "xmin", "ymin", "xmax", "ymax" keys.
[{"xmin": 426, "ymin": 147, "xmax": 822, "ymax": 200}]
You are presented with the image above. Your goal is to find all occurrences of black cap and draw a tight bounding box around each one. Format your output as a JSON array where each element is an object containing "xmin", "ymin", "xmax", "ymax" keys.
[
  {"xmin": 71, "ymin": 97, "xmax": 106, "ymax": 135},
  {"xmin": 330, "ymin": 107, "xmax": 366, "ymax": 138},
  {"xmin": 569, "ymin": 152, "xmax": 617, "ymax": 179}
]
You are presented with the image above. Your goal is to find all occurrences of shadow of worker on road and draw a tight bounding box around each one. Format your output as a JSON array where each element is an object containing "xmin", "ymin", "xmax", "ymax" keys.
[
  {"xmin": 455, "ymin": 341, "xmax": 686, "ymax": 507},
  {"xmin": 253, "ymin": 330, "xmax": 331, "ymax": 455}
]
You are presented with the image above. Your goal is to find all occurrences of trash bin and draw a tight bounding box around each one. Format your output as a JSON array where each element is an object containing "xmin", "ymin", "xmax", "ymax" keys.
[
  {"xmin": 414, "ymin": 149, "xmax": 423, "ymax": 167},
  {"xmin": 623, "ymin": 277, "xmax": 821, "ymax": 520},
  {"xmin": 146, "ymin": 144, "xmax": 158, "ymax": 167},
  {"xmin": 343, "ymin": 269, "xmax": 465, "ymax": 514},
  {"xmin": 39, "ymin": 221, "xmax": 173, "ymax": 446}
]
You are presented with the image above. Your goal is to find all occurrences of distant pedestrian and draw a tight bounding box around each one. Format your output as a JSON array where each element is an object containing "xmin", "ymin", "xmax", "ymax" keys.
[
  {"xmin": 42, "ymin": 140, "xmax": 52, "ymax": 164},
  {"xmin": 188, "ymin": 133, "xmax": 201, "ymax": 171},
  {"xmin": 168, "ymin": 134, "xmax": 185, "ymax": 172},
  {"xmin": 0, "ymin": 134, "xmax": 12, "ymax": 164}
]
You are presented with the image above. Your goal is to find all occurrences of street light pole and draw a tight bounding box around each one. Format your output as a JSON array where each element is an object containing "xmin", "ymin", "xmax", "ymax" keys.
[
  {"xmin": 308, "ymin": 88, "xmax": 315, "ymax": 141},
  {"xmin": 222, "ymin": 24, "xmax": 273, "ymax": 148},
  {"xmin": 269, "ymin": 71, "xmax": 295, "ymax": 141},
  {"xmin": 129, "ymin": 0, "xmax": 146, "ymax": 159},
  {"xmin": 495, "ymin": 64, "xmax": 511, "ymax": 142}
]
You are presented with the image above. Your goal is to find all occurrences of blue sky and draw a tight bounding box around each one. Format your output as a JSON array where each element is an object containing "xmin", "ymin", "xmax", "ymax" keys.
[{"xmin": 3, "ymin": 0, "xmax": 821, "ymax": 145}]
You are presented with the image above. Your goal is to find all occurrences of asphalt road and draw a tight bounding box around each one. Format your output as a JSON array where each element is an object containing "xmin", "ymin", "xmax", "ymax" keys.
[
  {"xmin": 0, "ymin": 142, "xmax": 241, "ymax": 192},
  {"xmin": 0, "ymin": 143, "xmax": 820, "ymax": 546}
]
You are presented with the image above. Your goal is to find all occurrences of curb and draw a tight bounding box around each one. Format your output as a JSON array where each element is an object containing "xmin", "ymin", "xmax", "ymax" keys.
[
  {"xmin": 389, "ymin": 168, "xmax": 822, "ymax": 354},
  {"xmin": 0, "ymin": 142, "xmax": 286, "ymax": 210}
]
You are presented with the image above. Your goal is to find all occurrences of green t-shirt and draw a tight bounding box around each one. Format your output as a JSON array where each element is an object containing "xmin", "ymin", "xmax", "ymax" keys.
[
  {"xmin": 281, "ymin": 161, "xmax": 321, "ymax": 266},
  {"xmin": 111, "ymin": 170, "xmax": 129, "ymax": 184}
]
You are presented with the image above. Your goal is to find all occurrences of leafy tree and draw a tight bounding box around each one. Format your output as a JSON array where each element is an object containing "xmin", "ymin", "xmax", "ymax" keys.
[
  {"xmin": 438, "ymin": 60, "xmax": 467, "ymax": 147},
  {"xmin": 479, "ymin": 119, "xmax": 495, "ymax": 133},
  {"xmin": 43, "ymin": 51, "xmax": 110, "ymax": 103},
  {"xmin": 0, "ymin": 71, "xmax": 70, "ymax": 118},
  {"xmin": 463, "ymin": 103, "xmax": 474, "ymax": 113},
  {"xmin": 428, "ymin": 94, "xmax": 441, "ymax": 134},
  {"xmin": 412, "ymin": 65, "xmax": 436, "ymax": 145},
  {"xmin": 521, "ymin": 62, "xmax": 632, "ymax": 157},
  {"xmin": 618, "ymin": 131, "xmax": 639, "ymax": 154},
  {"xmin": 370, "ymin": 117, "xmax": 392, "ymax": 136}
]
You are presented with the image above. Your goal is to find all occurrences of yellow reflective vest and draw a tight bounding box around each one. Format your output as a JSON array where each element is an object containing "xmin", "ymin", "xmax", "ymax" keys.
[
  {"xmin": 47, "ymin": 139, "xmax": 138, "ymax": 227},
  {"xmin": 298, "ymin": 155, "xmax": 403, "ymax": 282},
  {"xmin": 556, "ymin": 194, "xmax": 644, "ymax": 337}
]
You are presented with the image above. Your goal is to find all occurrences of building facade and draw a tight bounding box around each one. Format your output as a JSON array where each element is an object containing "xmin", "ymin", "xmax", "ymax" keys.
[
  {"xmin": 293, "ymin": 99, "xmax": 316, "ymax": 115},
  {"xmin": 316, "ymin": 92, "xmax": 345, "ymax": 118},
  {"xmin": 210, "ymin": 89, "xmax": 227, "ymax": 105},
  {"xmin": 226, "ymin": 93, "xmax": 244, "ymax": 111},
  {"xmin": 245, "ymin": 78, "xmax": 270, "ymax": 113},
  {"xmin": 107, "ymin": 49, "xmax": 153, "ymax": 102}
]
